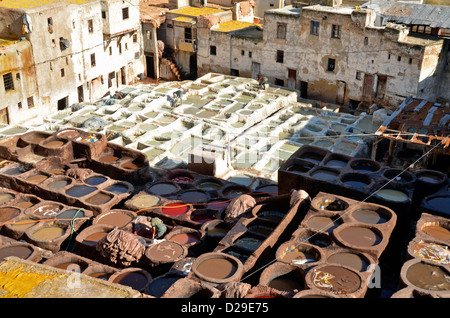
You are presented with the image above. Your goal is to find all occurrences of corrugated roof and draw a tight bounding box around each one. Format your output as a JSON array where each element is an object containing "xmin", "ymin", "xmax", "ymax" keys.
[
  {"xmin": 363, "ymin": 0, "xmax": 450, "ymax": 29},
  {"xmin": 376, "ymin": 97, "xmax": 450, "ymax": 153}
]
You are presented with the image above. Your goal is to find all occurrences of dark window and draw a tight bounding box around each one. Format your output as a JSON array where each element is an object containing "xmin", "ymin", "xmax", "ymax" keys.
[
  {"xmin": 277, "ymin": 23, "xmax": 287, "ymax": 39},
  {"xmin": 327, "ymin": 58, "xmax": 336, "ymax": 72},
  {"xmin": 61, "ymin": 68, "xmax": 65, "ymax": 77},
  {"xmin": 133, "ymin": 33, "xmax": 137, "ymax": 42},
  {"xmin": 275, "ymin": 78, "xmax": 284, "ymax": 86},
  {"xmin": 185, "ymin": 28, "xmax": 192, "ymax": 41},
  {"xmin": 364, "ymin": 37, "xmax": 369, "ymax": 45},
  {"xmin": 356, "ymin": 71, "xmax": 362, "ymax": 80},
  {"xmin": 18, "ymin": 102, "xmax": 22, "ymax": 109},
  {"xmin": 310, "ymin": 20, "xmax": 319, "ymax": 35},
  {"xmin": 241, "ymin": 50, "xmax": 245, "ymax": 56},
  {"xmin": 388, "ymin": 53, "xmax": 391, "ymax": 60},
  {"xmin": 48, "ymin": 18, "xmax": 53, "ymax": 33},
  {"xmin": 210, "ymin": 45, "xmax": 217, "ymax": 55},
  {"xmin": 249, "ymin": 51, "xmax": 252, "ymax": 58},
  {"xmin": 3, "ymin": 73, "xmax": 14, "ymax": 91},
  {"xmin": 27, "ymin": 97, "xmax": 34, "ymax": 108},
  {"xmin": 409, "ymin": 58, "xmax": 413, "ymax": 64},
  {"xmin": 122, "ymin": 7, "xmax": 129, "ymax": 20},
  {"xmin": 230, "ymin": 69, "xmax": 239, "ymax": 76},
  {"xmin": 109, "ymin": 46, "xmax": 112, "ymax": 55},
  {"xmin": 88, "ymin": 19, "xmax": 93, "ymax": 33},
  {"xmin": 101, "ymin": 11, "xmax": 106, "ymax": 19},
  {"xmin": 276, "ymin": 50, "xmax": 284, "ymax": 63},
  {"xmin": 90, "ymin": 53, "xmax": 96, "ymax": 67},
  {"xmin": 331, "ymin": 25, "xmax": 341, "ymax": 39},
  {"xmin": 398, "ymin": 56, "xmax": 401, "ymax": 62}
]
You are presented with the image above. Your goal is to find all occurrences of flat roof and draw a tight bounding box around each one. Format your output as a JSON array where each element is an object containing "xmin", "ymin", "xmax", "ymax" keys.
[
  {"xmin": 0, "ymin": 0, "xmax": 94, "ymax": 9},
  {"xmin": 212, "ymin": 20, "xmax": 262, "ymax": 32},
  {"xmin": 170, "ymin": 6, "xmax": 224, "ymax": 17}
]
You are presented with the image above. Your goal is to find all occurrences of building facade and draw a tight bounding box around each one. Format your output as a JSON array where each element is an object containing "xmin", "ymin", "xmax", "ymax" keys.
[
  {"xmin": 0, "ymin": 0, "xmax": 145, "ymax": 125},
  {"xmin": 197, "ymin": 3, "xmax": 448, "ymax": 109}
]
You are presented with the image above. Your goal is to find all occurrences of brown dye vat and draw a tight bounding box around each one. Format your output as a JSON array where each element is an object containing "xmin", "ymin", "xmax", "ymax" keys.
[
  {"xmin": 410, "ymin": 241, "xmax": 450, "ymax": 265},
  {"xmin": 326, "ymin": 251, "xmax": 370, "ymax": 272},
  {"xmin": 196, "ymin": 258, "xmax": 237, "ymax": 280},
  {"xmin": 351, "ymin": 208, "xmax": 389, "ymax": 224},
  {"xmin": 95, "ymin": 211, "xmax": 135, "ymax": 228},
  {"xmin": 85, "ymin": 192, "xmax": 113, "ymax": 205},
  {"xmin": 309, "ymin": 265, "xmax": 362, "ymax": 295},
  {"xmin": 259, "ymin": 262, "xmax": 305, "ymax": 295},
  {"xmin": 99, "ymin": 155, "xmax": 119, "ymax": 163},
  {"xmin": 268, "ymin": 273, "xmax": 304, "ymax": 293},
  {"xmin": 0, "ymin": 193, "xmax": 15, "ymax": 205},
  {"xmin": 83, "ymin": 232, "xmax": 108, "ymax": 246},
  {"xmin": 44, "ymin": 140, "xmax": 65, "ymax": 148},
  {"xmin": 6, "ymin": 217, "xmax": 36, "ymax": 233},
  {"xmin": 306, "ymin": 216, "xmax": 341, "ymax": 233},
  {"xmin": 47, "ymin": 178, "xmax": 71, "ymax": 189},
  {"xmin": 192, "ymin": 252, "xmax": 243, "ymax": 284},
  {"xmin": 422, "ymin": 225, "xmax": 450, "ymax": 241},
  {"xmin": 56, "ymin": 129, "xmax": 80, "ymax": 139},
  {"xmin": 0, "ymin": 245, "xmax": 34, "ymax": 262},
  {"xmin": 337, "ymin": 226, "xmax": 382, "ymax": 247},
  {"xmin": 170, "ymin": 233, "xmax": 201, "ymax": 245},
  {"xmin": 313, "ymin": 196, "xmax": 349, "ymax": 211},
  {"xmin": 121, "ymin": 161, "xmax": 142, "ymax": 170},
  {"xmin": 25, "ymin": 173, "xmax": 49, "ymax": 183},
  {"xmin": 110, "ymin": 269, "xmax": 151, "ymax": 292},
  {"xmin": 48, "ymin": 167, "xmax": 65, "ymax": 175},
  {"xmin": 0, "ymin": 207, "xmax": 21, "ymax": 223},
  {"xmin": 31, "ymin": 204, "xmax": 63, "ymax": 218},
  {"xmin": 277, "ymin": 242, "xmax": 322, "ymax": 265},
  {"xmin": 14, "ymin": 200, "xmax": 36, "ymax": 209},
  {"xmin": 31, "ymin": 226, "xmax": 66, "ymax": 241},
  {"xmin": 54, "ymin": 262, "xmax": 87, "ymax": 272},
  {"xmin": 403, "ymin": 261, "xmax": 450, "ymax": 292},
  {"xmin": 146, "ymin": 241, "xmax": 187, "ymax": 265}
]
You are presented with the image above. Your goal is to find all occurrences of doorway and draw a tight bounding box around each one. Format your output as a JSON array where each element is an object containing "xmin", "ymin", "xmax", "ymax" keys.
[
  {"xmin": 288, "ymin": 69, "xmax": 296, "ymax": 90},
  {"xmin": 146, "ymin": 54, "xmax": 155, "ymax": 78},
  {"xmin": 57, "ymin": 96, "xmax": 68, "ymax": 110},
  {"xmin": 251, "ymin": 62, "xmax": 261, "ymax": 80},
  {"xmin": 300, "ymin": 81, "xmax": 308, "ymax": 99}
]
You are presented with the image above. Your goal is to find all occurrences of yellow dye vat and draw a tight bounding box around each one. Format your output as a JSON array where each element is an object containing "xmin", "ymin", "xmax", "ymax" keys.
[
  {"xmin": 171, "ymin": 6, "xmax": 224, "ymax": 17},
  {"xmin": 0, "ymin": 266, "xmax": 59, "ymax": 298}
]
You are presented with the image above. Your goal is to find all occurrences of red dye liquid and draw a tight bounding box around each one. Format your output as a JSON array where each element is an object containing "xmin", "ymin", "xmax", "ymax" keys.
[
  {"xmin": 162, "ymin": 203, "xmax": 189, "ymax": 216},
  {"xmin": 170, "ymin": 176, "xmax": 193, "ymax": 184}
]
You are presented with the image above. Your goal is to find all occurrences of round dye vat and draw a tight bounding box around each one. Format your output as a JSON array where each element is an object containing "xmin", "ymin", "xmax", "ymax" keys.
[
  {"xmin": 311, "ymin": 169, "xmax": 339, "ymax": 181},
  {"xmin": 86, "ymin": 192, "xmax": 113, "ymax": 205},
  {"xmin": 376, "ymin": 189, "xmax": 409, "ymax": 202},
  {"xmin": 299, "ymin": 152, "xmax": 324, "ymax": 164},
  {"xmin": 25, "ymin": 174, "xmax": 49, "ymax": 183},
  {"xmin": 327, "ymin": 252, "xmax": 369, "ymax": 272},
  {"xmin": 97, "ymin": 212, "xmax": 133, "ymax": 228},
  {"xmin": 324, "ymin": 159, "xmax": 347, "ymax": 169},
  {"xmin": 281, "ymin": 248, "xmax": 318, "ymax": 264},
  {"xmin": 405, "ymin": 262, "xmax": 450, "ymax": 291},
  {"xmin": 44, "ymin": 140, "xmax": 65, "ymax": 148},
  {"xmin": 48, "ymin": 167, "xmax": 65, "ymax": 175},
  {"xmin": 341, "ymin": 174, "xmax": 371, "ymax": 188},
  {"xmin": 412, "ymin": 242, "xmax": 450, "ymax": 264},
  {"xmin": 89, "ymin": 272, "xmax": 110, "ymax": 280},
  {"xmin": 47, "ymin": 179, "xmax": 71, "ymax": 189},
  {"xmin": 222, "ymin": 186, "xmax": 249, "ymax": 199},
  {"xmin": 170, "ymin": 176, "xmax": 193, "ymax": 184},
  {"xmin": 315, "ymin": 198, "xmax": 348, "ymax": 211},
  {"xmin": 425, "ymin": 196, "xmax": 450, "ymax": 213},
  {"xmin": 307, "ymin": 216, "xmax": 340, "ymax": 233},
  {"xmin": 14, "ymin": 200, "xmax": 35, "ymax": 209},
  {"xmin": 178, "ymin": 191, "xmax": 208, "ymax": 204},
  {"xmin": 197, "ymin": 180, "xmax": 222, "ymax": 190},
  {"xmin": 121, "ymin": 162, "xmax": 142, "ymax": 170},
  {"xmin": 422, "ymin": 225, "xmax": 450, "ymax": 241},
  {"xmin": 0, "ymin": 207, "xmax": 20, "ymax": 223},
  {"xmin": 85, "ymin": 176, "xmax": 107, "ymax": 186},
  {"xmin": 0, "ymin": 245, "xmax": 33, "ymax": 262},
  {"xmin": 0, "ymin": 193, "xmax": 14, "ymax": 205},
  {"xmin": 83, "ymin": 232, "xmax": 108, "ymax": 246},
  {"xmin": 268, "ymin": 273, "xmax": 304, "ymax": 293},
  {"xmin": 57, "ymin": 130, "xmax": 80, "ymax": 139},
  {"xmin": 206, "ymin": 200, "xmax": 229, "ymax": 212},
  {"xmin": 147, "ymin": 275, "xmax": 181, "ymax": 298},
  {"xmin": 99, "ymin": 155, "xmax": 119, "ymax": 163},
  {"xmin": 147, "ymin": 241, "xmax": 186, "ymax": 263},
  {"xmin": 33, "ymin": 205, "xmax": 62, "ymax": 218},
  {"xmin": 112, "ymin": 271, "xmax": 149, "ymax": 291},
  {"xmin": 311, "ymin": 265, "xmax": 361, "ymax": 294},
  {"xmin": 256, "ymin": 185, "xmax": 278, "ymax": 196},
  {"xmin": 54, "ymin": 262, "xmax": 86, "ymax": 272},
  {"xmin": 3, "ymin": 165, "xmax": 29, "ymax": 176},
  {"xmin": 148, "ymin": 182, "xmax": 178, "ymax": 196},
  {"xmin": 56, "ymin": 209, "xmax": 85, "ymax": 222},
  {"xmin": 130, "ymin": 194, "xmax": 160, "ymax": 209},
  {"xmin": 338, "ymin": 226, "xmax": 382, "ymax": 247},
  {"xmin": 383, "ymin": 169, "xmax": 414, "ymax": 184},
  {"xmin": 169, "ymin": 233, "xmax": 201, "ymax": 245},
  {"xmin": 66, "ymin": 185, "xmax": 97, "ymax": 198},
  {"xmin": 287, "ymin": 164, "xmax": 312, "ymax": 174},
  {"xmin": 352, "ymin": 209, "xmax": 389, "ymax": 224},
  {"xmin": 104, "ymin": 183, "xmax": 129, "ymax": 194},
  {"xmin": 257, "ymin": 210, "xmax": 285, "ymax": 223},
  {"xmin": 8, "ymin": 218, "xmax": 36, "ymax": 232},
  {"xmin": 416, "ymin": 171, "xmax": 445, "ymax": 184},
  {"xmin": 162, "ymin": 203, "xmax": 189, "ymax": 216},
  {"xmin": 195, "ymin": 258, "xmax": 237, "ymax": 280},
  {"xmin": 350, "ymin": 160, "xmax": 380, "ymax": 173},
  {"xmin": 31, "ymin": 226, "xmax": 65, "ymax": 241},
  {"xmin": 191, "ymin": 212, "xmax": 216, "ymax": 224}
]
